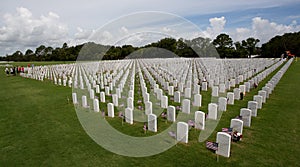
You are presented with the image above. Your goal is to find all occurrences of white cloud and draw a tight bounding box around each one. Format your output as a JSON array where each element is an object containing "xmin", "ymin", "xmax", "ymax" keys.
[
  {"xmin": 230, "ymin": 17, "xmax": 300, "ymax": 44},
  {"xmin": 0, "ymin": 7, "xmax": 68, "ymax": 55},
  {"xmin": 202, "ymin": 16, "xmax": 226, "ymax": 39}
]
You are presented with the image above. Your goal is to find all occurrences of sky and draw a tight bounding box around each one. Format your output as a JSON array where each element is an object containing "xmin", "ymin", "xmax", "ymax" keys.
[{"xmin": 0, "ymin": 0, "xmax": 300, "ymax": 56}]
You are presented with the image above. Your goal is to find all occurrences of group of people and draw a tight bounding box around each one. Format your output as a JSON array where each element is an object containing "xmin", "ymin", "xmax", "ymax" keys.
[{"xmin": 4, "ymin": 66, "xmax": 25, "ymax": 76}]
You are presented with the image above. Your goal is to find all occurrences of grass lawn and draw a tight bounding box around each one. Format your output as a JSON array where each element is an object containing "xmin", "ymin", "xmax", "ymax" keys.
[{"xmin": 0, "ymin": 60, "xmax": 299, "ymax": 166}]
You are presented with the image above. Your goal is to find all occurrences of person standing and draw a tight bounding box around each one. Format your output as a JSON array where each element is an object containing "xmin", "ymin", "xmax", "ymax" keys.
[
  {"xmin": 5, "ymin": 67, "xmax": 9, "ymax": 76},
  {"xmin": 10, "ymin": 67, "xmax": 13, "ymax": 75}
]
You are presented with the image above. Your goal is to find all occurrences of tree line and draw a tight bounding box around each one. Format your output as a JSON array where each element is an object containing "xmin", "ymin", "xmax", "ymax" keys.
[{"xmin": 1, "ymin": 31, "xmax": 299, "ymax": 61}]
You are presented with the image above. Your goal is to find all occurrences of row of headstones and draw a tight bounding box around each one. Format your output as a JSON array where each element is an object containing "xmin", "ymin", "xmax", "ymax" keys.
[
  {"xmin": 88, "ymin": 59, "xmax": 285, "ymax": 138},
  {"xmin": 69, "ymin": 59, "xmax": 289, "ymax": 158},
  {"xmin": 172, "ymin": 59, "xmax": 283, "ymax": 157},
  {"xmin": 71, "ymin": 58, "xmax": 283, "ymax": 131},
  {"xmin": 212, "ymin": 58, "xmax": 292, "ymax": 158}
]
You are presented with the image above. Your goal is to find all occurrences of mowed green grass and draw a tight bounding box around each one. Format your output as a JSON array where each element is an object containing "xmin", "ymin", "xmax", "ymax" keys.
[{"xmin": 0, "ymin": 60, "xmax": 299, "ymax": 166}]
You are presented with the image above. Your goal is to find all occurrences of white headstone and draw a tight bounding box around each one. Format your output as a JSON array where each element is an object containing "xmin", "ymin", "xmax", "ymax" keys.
[
  {"xmin": 258, "ymin": 90, "xmax": 267, "ymax": 103},
  {"xmin": 253, "ymin": 95, "xmax": 263, "ymax": 109},
  {"xmin": 195, "ymin": 111, "xmax": 205, "ymax": 130},
  {"xmin": 182, "ymin": 99, "xmax": 190, "ymax": 114},
  {"xmin": 174, "ymin": 91, "xmax": 181, "ymax": 103},
  {"xmin": 218, "ymin": 97, "xmax": 227, "ymax": 112},
  {"xmin": 72, "ymin": 93, "xmax": 78, "ymax": 104},
  {"xmin": 93, "ymin": 99, "xmax": 100, "ymax": 112},
  {"xmin": 116, "ymin": 88, "xmax": 121, "ymax": 99},
  {"xmin": 89, "ymin": 89, "xmax": 95, "ymax": 99},
  {"xmin": 216, "ymin": 132, "xmax": 231, "ymax": 158},
  {"xmin": 230, "ymin": 119, "xmax": 243, "ymax": 134},
  {"xmin": 127, "ymin": 97, "xmax": 134, "ymax": 110},
  {"xmin": 100, "ymin": 92, "xmax": 105, "ymax": 102},
  {"xmin": 145, "ymin": 101, "xmax": 152, "ymax": 115},
  {"xmin": 212, "ymin": 86, "xmax": 219, "ymax": 97},
  {"xmin": 184, "ymin": 88, "xmax": 191, "ymax": 98},
  {"xmin": 227, "ymin": 92, "xmax": 234, "ymax": 105},
  {"xmin": 96, "ymin": 85, "xmax": 100, "ymax": 93},
  {"xmin": 157, "ymin": 89, "xmax": 163, "ymax": 100},
  {"xmin": 194, "ymin": 84, "xmax": 200, "ymax": 94},
  {"xmin": 208, "ymin": 103, "xmax": 218, "ymax": 120},
  {"xmin": 148, "ymin": 114, "xmax": 157, "ymax": 132},
  {"xmin": 248, "ymin": 101, "xmax": 258, "ymax": 117},
  {"xmin": 239, "ymin": 85, "xmax": 246, "ymax": 95},
  {"xmin": 112, "ymin": 94, "xmax": 118, "ymax": 107},
  {"xmin": 219, "ymin": 84, "xmax": 226, "ymax": 93},
  {"xmin": 161, "ymin": 95, "xmax": 168, "ymax": 109},
  {"xmin": 144, "ymin": 93, "xmax": 149, "ymax": 103},
  {"xmin": 167, "ymin": 106, "xmax": 176, "ymax": 122},
  {"xmin": 176, "ymin": 122, "xmax": 189, "ymax": 143},
  {"xmin": 125, "ymin": 108, "xmax": 133, "ymax": 124},
  {"xmin": 202, "ymin": 82, "xmax": 208, "ymax": 91},
  {"xmin": 107, "ymin": 103, "xmax": 114, "ymax": 117},
  {"xmin": 262, "ymin": 87, "xmax": 270, "ymax": 98},
  {"xmin": 193, "ymin": 94, "xmax": 202, "ymax": 107},
  {"xmin": 82, "ymin": 95, "xmax": 88, "ymax": 108},
  {"xmin": 105, "ymin": 86, "xmax": 110, "ymax": 95},
  {"xmin": 128, "ymin": 90, "xmax": 134, "ymax": 99},
  {"xmin": 168, "ymin": 86, "xmax": 174, "ymax": 96},
  {"xmin": 240, "ymin": 108, "xmax": 252, "ymax": 127},
  {"xmin": 233, "ymin": 88, "xmax": 240, "ymax": 100},
  {"xmin": 245, "ymin": 82, "xmax": 250, "ymax": 92}
]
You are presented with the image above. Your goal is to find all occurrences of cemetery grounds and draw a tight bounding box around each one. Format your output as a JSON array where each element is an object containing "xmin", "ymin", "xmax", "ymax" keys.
[{"xmin": 0, "ymin": 59, "xmax": 299, "ymax": 166}]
